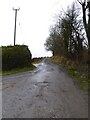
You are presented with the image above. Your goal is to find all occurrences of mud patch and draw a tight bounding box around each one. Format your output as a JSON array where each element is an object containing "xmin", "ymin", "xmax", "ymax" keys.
[
  {"xmin": 2, "ymin": 83, "xmax": 16, "ymax": 90},
  {"xmin": 35, "ymin": 81, "xmax": 49, "ymax": 87}
]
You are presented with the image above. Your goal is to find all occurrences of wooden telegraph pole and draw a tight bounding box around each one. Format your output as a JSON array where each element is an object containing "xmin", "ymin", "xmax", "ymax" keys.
[{"xmin": 13, "ymin": 7, "xmax": 20, "ymax": 46}]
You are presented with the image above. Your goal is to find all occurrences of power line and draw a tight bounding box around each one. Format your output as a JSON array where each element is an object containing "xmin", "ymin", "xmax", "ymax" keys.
[{"xmin": 18, "ymin": 20, "xmax": 25, "ymax": 44}]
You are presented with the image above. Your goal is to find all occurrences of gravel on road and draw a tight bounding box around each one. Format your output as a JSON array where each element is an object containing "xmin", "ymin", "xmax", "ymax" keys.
[{"xmin": 2, "ymin": 60, "xmax": 88, "ymax": 118}]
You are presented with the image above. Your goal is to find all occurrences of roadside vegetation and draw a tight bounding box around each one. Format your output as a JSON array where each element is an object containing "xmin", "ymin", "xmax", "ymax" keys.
[
  {"xmin": 1, "ymin": 64, "xmax": 36, "ymax": 76},
  {"xmin": 44, "ymin": 0, "xmax": 90, "ymax": 90},
  {"xmin": 50, "ymin": 56, "xmax": 88, "ymax": 89},
  {"xmin": 32, "ymin": 57, "xmax": 46, "ymax": 64},
  {"xmin": 1, "ymin": 45, "xmax": 36, "ymax": 76}
]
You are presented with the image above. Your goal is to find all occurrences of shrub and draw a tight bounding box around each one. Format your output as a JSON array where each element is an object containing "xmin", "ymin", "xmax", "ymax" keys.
[
  {"xmin": 2, "ymin": 45, "xmax": 32, "ymax": 71},
  {"xmin": 0, "ymin": 47, "xmax": 2, "ymax": 72}
]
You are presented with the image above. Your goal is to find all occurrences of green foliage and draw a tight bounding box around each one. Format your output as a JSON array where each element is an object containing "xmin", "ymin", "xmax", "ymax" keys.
[
  {"xmin": 1, "ymin": 64, "xmax": 36, "ymax": 76},
  {"xmin": 68, "ymin": 69, "xmax": 80, "ymax": 78},
  {"xmin": 79, "ymin": 74, "xmax": 88, "ymax": 89},
  {"xmin": 2, "ymin": 45, "xmax": 32, "ymax": 71},
  {"xmin": 0, "ymin": 47, "xmax": 2, "ymax": 72}
]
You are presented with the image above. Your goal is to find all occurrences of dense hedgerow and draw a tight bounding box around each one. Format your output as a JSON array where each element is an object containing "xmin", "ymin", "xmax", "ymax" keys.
[
  {"xmin": 0, "ymin": 47, "xmax": 2, "ymax": 72},
  {"xmin": 2, "ymin": 45, "xmax": 32, "ymax": 71}
]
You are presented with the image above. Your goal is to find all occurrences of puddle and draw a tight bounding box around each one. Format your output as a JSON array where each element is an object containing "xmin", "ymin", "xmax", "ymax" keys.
[{"xmin": 35, "ymin": 81, "xmax": 49, "ymax": 87}]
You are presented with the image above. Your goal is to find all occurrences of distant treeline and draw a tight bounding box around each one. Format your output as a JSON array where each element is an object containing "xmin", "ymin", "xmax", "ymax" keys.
[
  {"xmin": 32, "ymin": 57, "xmax": 46, "ymax": 63},
  {"xmin": 2, "ymin": 45, "xmax": 32, "ymax": 71}
]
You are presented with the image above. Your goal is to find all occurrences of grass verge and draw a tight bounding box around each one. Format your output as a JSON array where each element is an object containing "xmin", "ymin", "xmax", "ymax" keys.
[
  {"xmin": 68, "ymin": 68, "xmax": 88, "ymax": 89},
  {"xmin": 49, "ymin": 56, "xmax": 89, "ymax": 90},
  {"xmin": 0, "ymin": 64, "xmax": 36, "ymax": 76}
]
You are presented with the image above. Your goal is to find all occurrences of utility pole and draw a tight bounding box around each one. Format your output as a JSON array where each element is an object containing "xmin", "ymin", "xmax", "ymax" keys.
[{"xmin": 13, "ymin": 7, "xmax": 20, "ymax": 46}]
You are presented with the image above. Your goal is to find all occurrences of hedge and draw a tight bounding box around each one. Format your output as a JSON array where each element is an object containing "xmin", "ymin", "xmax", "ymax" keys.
[{"xmin": 2, "ymin": 45, "xmax": 32, "ymax": 71}]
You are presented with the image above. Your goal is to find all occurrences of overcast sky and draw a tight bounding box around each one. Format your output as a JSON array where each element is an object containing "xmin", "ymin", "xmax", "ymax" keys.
[{"xmin": 0, "ymin": 0, "xmax": 75, "ymax": 58}]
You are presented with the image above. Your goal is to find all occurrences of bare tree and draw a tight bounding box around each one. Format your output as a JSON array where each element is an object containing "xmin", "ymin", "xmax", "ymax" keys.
[
  {"xmin": 45, "ymin": 2, "xmax": 86, "ymax": 62},
  {"xmin": 77, "ymin": 0, "xmax": 90, "ymax": 79},
  {"xmin": 77, "ymin": 0, "xmax": 90, "ymax": 47},
  {"xmin": 44, "ymin": 26, "xmax": 64, "ymax": 56}
]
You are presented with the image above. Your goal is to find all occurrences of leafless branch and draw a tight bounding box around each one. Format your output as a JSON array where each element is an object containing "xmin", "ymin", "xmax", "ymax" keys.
[{"xmin": 77, "ymin": 0, "xmax": 86, "ymax": 5}]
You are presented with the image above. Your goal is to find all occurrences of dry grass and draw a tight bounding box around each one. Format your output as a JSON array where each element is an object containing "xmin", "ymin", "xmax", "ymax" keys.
[{"xmin": 49, "ymin": 56, "xmax": 88, "ymax": 90}]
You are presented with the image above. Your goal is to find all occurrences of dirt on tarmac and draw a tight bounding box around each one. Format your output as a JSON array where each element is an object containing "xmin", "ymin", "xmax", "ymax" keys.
[{"xmin": 2, "ymin": 59, "xmax": 88, "ymax": 118}]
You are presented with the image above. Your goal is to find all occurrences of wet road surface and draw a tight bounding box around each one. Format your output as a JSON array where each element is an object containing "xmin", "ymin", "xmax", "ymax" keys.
[{"xmin": 2, "ymin": 60, "xmax": 88, "ymax": 118}]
